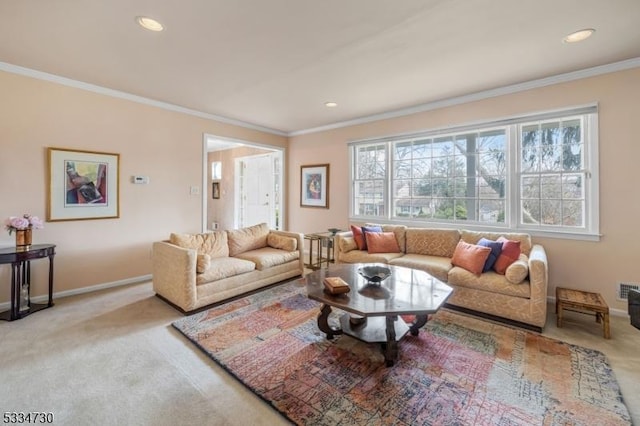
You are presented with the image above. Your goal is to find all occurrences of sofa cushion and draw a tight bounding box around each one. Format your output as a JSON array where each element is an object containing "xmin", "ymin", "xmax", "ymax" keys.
[
  {"xmin": 389, "ymin": 254, "xmax": 452, "ymax": 283},
  {"xmin": 477, "ymin": 238, "xmax": 503, "ymax": 272},
  {"xmin": 494, "ymin": 237, "xmax": 521, "ymax": 275},
  {"xmin": 195, "ymin": 257, "xmax": 256, "ymax": 285},
  {"xmin": 267, "ymin": 233, "xmax": 297, "ymax": 251},
  {"xmin": 451, "ymin": 241, "xmax": 491, "ymax": 276},
  {"xmin": 227, "ymin": 223, "xmax": 269, "ymax": 256},
  {"xmin": 235, "ymin": 247, "xmax": 300, "ymax": 271},
  {"xmin": 405, "ymin": 228, "xmax": 460, "ymax": 257},
  {"xmin": 366, "ymin": 232, "xmax": 401, "ymax": 254},
  {"xmin": 460, "ymin": 230, "xmax": 532, "ymax": 257},
  {"xmin": 447, "ymin": 267, "xmax": 531, "ymax": 299},
  {"xmin": 339, "ymin": 250, "xmax": 404, "ymax": 264},
  {"xmin": 196, "ymin": 254, "xmax": 211, "ymax": 274},
  {"xmin": 505, "ymin": 254, "xmax": 529, "ymax": 284},
  {"xmin": 170, "ymin": 231, "xmax": 229, "ymax": 258}
]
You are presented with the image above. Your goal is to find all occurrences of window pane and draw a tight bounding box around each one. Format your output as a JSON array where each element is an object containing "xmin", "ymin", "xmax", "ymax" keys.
[
  {"xmin": 563, "ymin": 200, "xmax": 584, "ymax": 226},
  {"xmin": 522, "ymin": 199, "xmax": 540, "ymax": 224},
  {"xmin": 479, "ymin": 199, "xmax": 505, "ymax": 223},
  {"xmin": 394, "ymin": 160, "xmax": 411, "ymax": 178},
  {"xmin": 540, "ymin": 174, "xmax": 562, "ymax": 199},
  {"xmin": 540, "ymin": 200, "xmax": 562, "ymax": 225},
  {"xmin": 562, "ymin": 174, "xmax": 583, "ymax": 199}
]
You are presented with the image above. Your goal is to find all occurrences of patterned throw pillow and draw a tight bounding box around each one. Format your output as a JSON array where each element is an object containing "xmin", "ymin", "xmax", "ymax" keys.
[
  {"xmin": 451, "ymin": 241, "xmax": 492, "ymax": 276},
  {"xmin": 493, "ymin": 236, "xmax": 522, "ymax": 275},
  {"xmin": 477, "ymin": 238, "xmax": 503, "ymax": 272},
  {"xmin": 365, "ymin": 232, "xmax": 401, "ymax": 253}
]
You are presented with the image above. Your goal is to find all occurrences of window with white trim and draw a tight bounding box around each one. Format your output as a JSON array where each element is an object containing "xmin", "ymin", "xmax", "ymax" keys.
[{"xmin": 349, "ymin": 106, "xmax": 599, "ymax": 238}]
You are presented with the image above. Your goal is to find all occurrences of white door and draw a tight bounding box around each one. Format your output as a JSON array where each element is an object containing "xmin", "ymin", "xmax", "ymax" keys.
[{"xmin": 238, "ymin": 154, "xmax": 274, "ymax": 228}]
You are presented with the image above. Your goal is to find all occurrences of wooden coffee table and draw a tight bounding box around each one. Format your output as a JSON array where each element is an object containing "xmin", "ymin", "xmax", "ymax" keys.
[{"xmin": 306, "ymin": 263, "xmax": 453, "ymax": 366}]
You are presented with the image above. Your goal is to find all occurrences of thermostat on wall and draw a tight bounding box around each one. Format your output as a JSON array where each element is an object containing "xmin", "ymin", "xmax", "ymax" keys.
[{"xmin": 131, "ymin": 176, "xmax": 150, "ymax": 184}]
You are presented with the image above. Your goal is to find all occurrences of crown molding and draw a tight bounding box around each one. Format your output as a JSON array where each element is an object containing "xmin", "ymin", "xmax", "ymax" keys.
[
  {"xmin": 3, "ymin": 57, "xmax": 639, "ymax": 139},
  {"xmin": 0, "ymin": 61, "xmax": 288, "ymax": 137},
  {"xmin": 289, "ymin": 57, "xmax": 640, "ymax": 137}
]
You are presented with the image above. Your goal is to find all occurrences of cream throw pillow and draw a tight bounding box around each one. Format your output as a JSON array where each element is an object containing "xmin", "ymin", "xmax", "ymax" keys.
[
  {"xmin": 339, "ymin": 237, "xmax": 358, "ymax": 253},
  {"xmin": 505, "ymin": 254, "xmax": 529, "ymax": 284},
  {"xmin": 227, "ymin": 223, "xmax": 269, "ymax": 256},
  {"xmin": 267, "ymin": 233, "xmax": 297, "ymax": 251},
  {"xmin": 170, "ymin": 231, "xmax": 229, "ymax": 258}
]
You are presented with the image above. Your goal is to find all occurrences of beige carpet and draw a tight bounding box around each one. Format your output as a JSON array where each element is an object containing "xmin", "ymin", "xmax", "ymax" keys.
[{"xmin": 1, "ymin": 280, "xmax": 638, "ymax": 425}]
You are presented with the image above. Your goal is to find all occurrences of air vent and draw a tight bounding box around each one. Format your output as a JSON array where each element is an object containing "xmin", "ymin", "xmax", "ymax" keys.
[{"xmin": 617, "ymin": 282, "xmax": 640, "ymax": 301}]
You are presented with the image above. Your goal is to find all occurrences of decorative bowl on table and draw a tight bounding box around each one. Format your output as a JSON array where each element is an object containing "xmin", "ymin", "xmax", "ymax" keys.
[
  {"xmin": 357, "ymin": 265, "xmax": 391, "ymax": 284},
  {"xmin": 327, "ymin": 228, "xmax": 341, "ymax": 235}
]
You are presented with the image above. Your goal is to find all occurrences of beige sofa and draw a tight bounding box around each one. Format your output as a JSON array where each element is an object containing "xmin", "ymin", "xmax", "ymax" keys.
[
  {"xmin": 152, "ymin": 223, "xmax": 304, "ymax": 313},
  {"xmin": 336, "ymin": 225, "xmax": 548, "ymax": 331}
]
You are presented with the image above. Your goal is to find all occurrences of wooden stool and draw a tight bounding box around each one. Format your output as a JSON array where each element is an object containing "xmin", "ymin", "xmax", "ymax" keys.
[{"xmin": 556, "ymin": 287, "xmax": 610, "ymax": 339}]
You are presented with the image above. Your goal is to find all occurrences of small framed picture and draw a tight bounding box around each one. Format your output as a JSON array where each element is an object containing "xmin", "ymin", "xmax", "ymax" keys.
[
  {"xmin": 47, "ymin": 147, "xmax": 120, "ymax": 221},
  {"xmin": 212, "ymin": 182, "xmax": 220, "ymax": 199},
  {"xmin": 300, "ymin": 164, "xmax": 329, "ymax": 208}
]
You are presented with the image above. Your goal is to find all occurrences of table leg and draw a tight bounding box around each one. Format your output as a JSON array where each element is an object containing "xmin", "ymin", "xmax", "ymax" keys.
[
  {"xmin": 410, "ymin": 314, "xmax": 429, "ymax": 336},
  {"xmin": 317, "ymin": 304, "xmax": 342, "ymax": 339},
  {"xmin": 48, "ymin": 254, "xmax": 55, "ymax": 306},
  {"xmin": 557, "ymin": 302, "xmax": 563, "ymax": 328},
  {"xmin": 383, "ymin": 316, "xmax": 399, "ymax": 367},
  {"xmin": 10, "ymin": 263, "xmax": 18, "ymax": 320},
  {"xmin": 603, "ymin": 313, "xmax": 611, "ymax": 339}
]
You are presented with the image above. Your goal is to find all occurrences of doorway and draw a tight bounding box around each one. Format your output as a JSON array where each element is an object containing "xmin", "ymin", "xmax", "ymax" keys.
[
  {"xmin": 202, "ymin": 134, "xmax": 284, "ymax": 232},
  {"xmin": 236, "ymin": 152, "xmax": 281, "ymax": 229}
]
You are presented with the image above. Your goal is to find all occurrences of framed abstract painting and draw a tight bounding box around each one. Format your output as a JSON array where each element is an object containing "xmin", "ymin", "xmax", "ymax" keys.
[
  {"xmin": 47, "ymin": 147, "xmax": 120, "ymax": 221},
  {"xmin": 300, "ymin": 164, "xmax": 329, "ymax": 208}
]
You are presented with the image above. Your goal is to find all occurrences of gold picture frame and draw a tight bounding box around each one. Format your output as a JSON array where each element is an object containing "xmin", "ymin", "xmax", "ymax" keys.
[{"xmin": 47, "ymin": 147, "xmax": 120, "ymax": 221}]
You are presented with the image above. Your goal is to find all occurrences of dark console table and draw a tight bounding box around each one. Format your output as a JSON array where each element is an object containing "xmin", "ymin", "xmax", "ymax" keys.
[{"xmin": 0, "ymin": 244, "xmax": 56, "ymax": 321}]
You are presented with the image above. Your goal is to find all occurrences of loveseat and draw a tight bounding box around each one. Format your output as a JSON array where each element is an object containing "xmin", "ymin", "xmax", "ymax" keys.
[
  {"xmin": 152, "ymin": 223, "xmax": 304, "ymax": 313},
  {"xmin": 335, "ymin": 224, "xmax": 548, "ymax": 331}
]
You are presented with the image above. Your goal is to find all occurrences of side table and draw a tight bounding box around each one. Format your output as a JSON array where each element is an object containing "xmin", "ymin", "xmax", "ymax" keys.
[
  {"xmin": 556, "ymin": 287, "xmax": 610, "ymax": 339},
  {"xmin": 0, "ymin": 244, "xmax": 56, "ymax": 321},
  {"xmin": 304, "ymin": 232, "xmax": 337, "ymax": 270}
]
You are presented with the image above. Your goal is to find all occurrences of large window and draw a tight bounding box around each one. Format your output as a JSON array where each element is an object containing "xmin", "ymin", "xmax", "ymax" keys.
[{"xmin": 350, "ymin": 106, "xmax": 599, "ymax": 238}]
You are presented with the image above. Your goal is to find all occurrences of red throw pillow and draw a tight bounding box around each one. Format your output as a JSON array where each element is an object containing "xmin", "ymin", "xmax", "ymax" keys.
[
  {"xmin": 366, "ymin": 232, "xmax": 401, "ymax": 254},
  {"xmin": 451, "ymin": 241, "xmax": 492, "ymax": 276},
  {"xmin": 350, "ymin": 225, "xmax": 366, "ymax": 250},
  {"xmin": 493, "ymin": 237, "xmax": 522, "ymax": 275}
]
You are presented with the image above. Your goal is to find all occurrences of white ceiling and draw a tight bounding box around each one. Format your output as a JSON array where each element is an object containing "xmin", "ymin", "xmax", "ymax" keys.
[{"xmin": 1, "ymin": 0, "xmax": 640, "ymax": 135}]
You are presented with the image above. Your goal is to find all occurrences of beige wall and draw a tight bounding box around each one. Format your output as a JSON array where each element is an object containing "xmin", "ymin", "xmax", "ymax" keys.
[
  {"xmin": 3, "ymin": 65, "xmax": 639, "ymax": 314},
  {"xmin": 288, "ymin": 67, "xmax": 640, "ymax": 312},
  {"xmin": 0, "ymin": 71, "xmax": 287, "ymax": 301},
  {"xmin": 207, "ymin": 146, "xmax": 275, "ymax": 230}
]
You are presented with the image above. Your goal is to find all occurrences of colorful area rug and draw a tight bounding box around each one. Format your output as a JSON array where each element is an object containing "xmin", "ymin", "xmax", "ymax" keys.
[{"xmin": 172, "ymin": 279, "xmax": 631, "ymax": 425}]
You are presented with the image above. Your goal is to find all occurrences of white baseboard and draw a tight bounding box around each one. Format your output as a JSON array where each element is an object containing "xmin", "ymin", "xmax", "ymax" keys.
[{"xmin": 0, "ymin": 274, "xmax": 152, "ymax": 312}]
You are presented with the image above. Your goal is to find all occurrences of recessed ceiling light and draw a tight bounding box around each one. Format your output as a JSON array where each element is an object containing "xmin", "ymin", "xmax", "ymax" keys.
[
  {"xmin": 563, "ymin": 28, "xmax": 595, "ymax": 43},
  {"xmin": 136, "ymin": 16, "xmax": 164, "ymax": 32},
  {"xmin": 325, "ymin": 102, "xmax": 338, "ymax": 108}
]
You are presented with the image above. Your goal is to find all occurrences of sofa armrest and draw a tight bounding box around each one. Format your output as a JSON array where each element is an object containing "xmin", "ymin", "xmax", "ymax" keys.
[
  {"xmin": 335, "ymin": 231, "xmax": 354, "ymax": 263},
  {"xmin": 152, "ymin": 241, "xmax": 198, "ymax": 312},
  {"xmin": 268, "ymin": 230, "xmax": 305, "ymax": 273},
  {"xmin": 528, "ymin": 244, "xmax": 549, "ymax": 309}
]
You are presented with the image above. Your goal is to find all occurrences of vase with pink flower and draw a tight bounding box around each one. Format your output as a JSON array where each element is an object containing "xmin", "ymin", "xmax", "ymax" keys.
[{"xmin": 4, "ymin": 214, "xmax": 44, "ymax": 251}]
